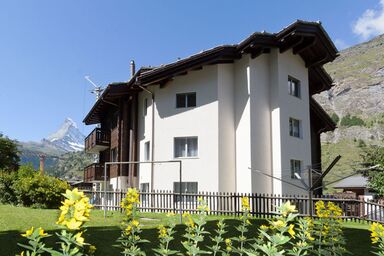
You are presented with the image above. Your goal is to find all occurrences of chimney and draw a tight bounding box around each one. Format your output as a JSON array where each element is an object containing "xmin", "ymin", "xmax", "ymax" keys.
[{"xmin": 130, "ymin": 60, "xmax": 136, "ymax": 78}]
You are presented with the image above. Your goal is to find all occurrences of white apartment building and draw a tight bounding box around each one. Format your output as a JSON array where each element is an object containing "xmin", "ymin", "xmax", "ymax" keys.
[{"xmin": 83, "ymin": 20, "xmax": 337, "ymax": 196}]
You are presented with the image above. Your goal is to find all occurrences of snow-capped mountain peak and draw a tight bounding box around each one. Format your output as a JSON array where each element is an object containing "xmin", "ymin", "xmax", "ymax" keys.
[{"xmin": 44, "ymin": 118, "xmax": 85, "ymax": 152}]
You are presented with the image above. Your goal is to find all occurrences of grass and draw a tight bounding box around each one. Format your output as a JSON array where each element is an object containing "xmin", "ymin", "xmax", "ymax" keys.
[{"xmin": 0, "ymin": 204, "xmax": 374, "ymax": 255}]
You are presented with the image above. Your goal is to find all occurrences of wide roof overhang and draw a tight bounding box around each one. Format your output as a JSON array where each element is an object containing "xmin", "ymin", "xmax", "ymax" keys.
[{"xmin": 84, "ymin": 20, "xmax": 338, "ymax": 125}]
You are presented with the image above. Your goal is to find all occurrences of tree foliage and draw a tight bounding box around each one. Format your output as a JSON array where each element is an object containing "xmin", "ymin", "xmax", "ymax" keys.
[
  {"xmin": 0, "ymin": 133, "xmax": 20, "ymax": 171},
  {"xmin": 331, "ymin": 113, "xmax": 340, "ymax": 124},
  {"xmin": 361, "ymin": 144, "xmax": 384, "ymax": 196},
  {"xmin": 340, "ymin": 114, "xmax": 365, "ymax": 127}
]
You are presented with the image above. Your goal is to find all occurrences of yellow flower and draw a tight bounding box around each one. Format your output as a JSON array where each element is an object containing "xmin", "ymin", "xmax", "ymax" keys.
[
  {"xmin": 21, "ymin": 227, "xmax": 34, "ymax": 237},
  {"xmin": 74, "ymin": 232, "xmax": 85, "ymax": 245},
  {"xmin": 271, "ymin": 220, "xmax": 286, "ymax": 229},
  {"xmin": 38, "ymin": 227, "xmax": 48, "ymax": 237},
  {"xmin": 158, "ymin": 225, "xmax": 167, "ymax": 238},
  {"xmin": 260, "ymin": 225, "xmax": 269, "ymax": 231},
  {"xmin": 281, "ymin": 201, "xmax": 297, "ymax": 217},
  {"xmin": 57, "ymin": 188, "xmax": 93, "ymax": 230},
  {"xmin": 288, "ymin": 224, "xmax": 295, "ymax": 238},
  {"xmin": 241, "ymin": 197, "xmax": 250, "ymax": 211},
  {"xmin": 66, "ymin": 218, "xmax": 83, "ymax": 230},
  {"xmin": 125, "ymin": 225, "xmax": 132, "ymax": 235},
  {"xmin": 131, "ymin": 220, "xmax": 139, "ymax": 227},
  {"xmin": 166, "ymin": 212, "xmax": 176, "ymax": 217},
  {"xmin": 89, "ymin": 245, "xmax": 96, "ymax": 253},
  {"xmin": 20, "ymin": 251, "xmax": 25, "ymax": 256}
]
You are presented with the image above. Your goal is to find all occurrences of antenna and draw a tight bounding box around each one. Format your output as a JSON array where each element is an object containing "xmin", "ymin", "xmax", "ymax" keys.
[{"xmin": 85, "ymin": 75, "xmax": 104, "ymax": 100}]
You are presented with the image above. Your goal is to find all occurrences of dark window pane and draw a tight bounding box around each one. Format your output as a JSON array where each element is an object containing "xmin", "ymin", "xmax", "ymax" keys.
[
  {"xmin": 187, "ymin": 93, "xmax": 196, "ymax": 107},
  {"xmin": 187, "ymin": 137, "xmax": 198, "ymax": 157},
  {"xmin": 174, "ymin": 138, "xmax": 186, "ymax": 157},
  {"xmin": 176, "ymin": 94, "xmax": 186, "ymax": 108}
]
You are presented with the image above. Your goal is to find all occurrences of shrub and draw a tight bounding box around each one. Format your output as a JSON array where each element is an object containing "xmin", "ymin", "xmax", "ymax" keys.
[
  {"xmin": 331, "ymin": 113, "xmax": 340, "ymax": 124},
  {"xmin": 13, "ymin": 173, "xmax": 69, "ymax": 208},
  {"xmin": 340, "ymin": 114, "xmax": 365, "ymax": 127},
  {"xmin": 0, "ymin": 171, "xmax": 18, "ymax": 204}
]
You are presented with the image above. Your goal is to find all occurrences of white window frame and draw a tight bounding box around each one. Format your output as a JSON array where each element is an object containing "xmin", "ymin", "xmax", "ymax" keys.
[
  {"xmin": 174, "ymin": 137, "xmax": 198, "ymax": 158},
  {"xmin": 290, "ymin": 159, "xmax": 302, "ymax": 179},
  {"xmin": 144, "ymin": 141, "xmax": 150, "ymax": 161},
  {"xmin": 289, "ymin": 117, "xmax": 301, "ymax": 138},
  {"xmin": 288, "ymin": 76, "xmax": 301, "ymax": 98},
  {"xmin": 176, "ymin": 92, "xmax": 196, "ymax": 108}
]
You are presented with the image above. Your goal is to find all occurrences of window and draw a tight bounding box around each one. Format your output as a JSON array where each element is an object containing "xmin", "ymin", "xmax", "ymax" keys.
[
  {"xmin": 176, "ymin": 92, "xmax": 196, "ymax": 108},
  {"xmin": 173, "ymin": 182, "xmax": 198, "ymax": 202},
  {"xmin": 144, "ymin": 141, "xmax": 150, "ymax": 161},
  {"xmin": 111, "ymin": 147, "xmax": 118, "ymax": 162},
  {"xmin": 140, "ymin": 183, "xmax": 150, "ymax": 202},
  {"xmin": 143, "ymin": 98, "xmax": 148, "ymax": 116},
  {"xmin": 174, "ymin": 137, "xmax": 198, "ymax": 158},
  {"xmin": 290, "ymin": 159, "xmax": 302, "ymax": 179},
  {"xmin": 288, "ymin": 76, "xmax": 301, "ymax": 98},
  {"xmin": 140, "ymin": 183, "xmax": 150, "ymax": 192},
  {"xmin": 289, "ymin": 118, "xmax": 301, "ymax": 138}
]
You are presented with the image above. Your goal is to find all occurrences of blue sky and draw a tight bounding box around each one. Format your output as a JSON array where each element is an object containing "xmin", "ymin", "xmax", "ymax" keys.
[{"xmin": 1, "ymin": 0, "xmax": 383, "ymax": 142}]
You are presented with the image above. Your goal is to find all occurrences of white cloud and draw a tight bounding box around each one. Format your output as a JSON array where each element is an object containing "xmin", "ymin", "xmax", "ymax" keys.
[
  {"xmin": 353, "ymin": 0, "xmax": 384, "ymax": 40},
  {"xmin": 334, "ymin": 39, "xmax": 350, "ymax": 50}
]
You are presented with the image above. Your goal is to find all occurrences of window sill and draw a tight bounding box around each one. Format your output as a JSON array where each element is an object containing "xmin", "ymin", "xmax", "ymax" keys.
[{"xmin": 173, "ymin": 157, "xmax": 199, "ymax": 160}]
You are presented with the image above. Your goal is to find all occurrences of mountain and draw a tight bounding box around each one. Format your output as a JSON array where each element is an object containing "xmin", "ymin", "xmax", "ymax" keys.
[
  {"xmin": 44, "ymin": 118, "xmax": 85, "ymax": 152},
  {"xmin": 19, "ymin": 118, "xmax": 89, "ymax": 176},
  {"xmin": 314, "ymin": 34, "xmax": 384, "ymax": 192},
  {"xmin": 315, "ymin": 34, "xmax": 384, "ymax": 144}
]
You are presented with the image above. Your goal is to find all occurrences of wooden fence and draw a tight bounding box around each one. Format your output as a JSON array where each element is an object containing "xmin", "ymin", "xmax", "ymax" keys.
[{"xmin": 83, "ymin": 190, "xmax": 384, "ymax": 223}]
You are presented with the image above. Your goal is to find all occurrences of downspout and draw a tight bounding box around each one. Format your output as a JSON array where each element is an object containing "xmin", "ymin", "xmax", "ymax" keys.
[{"xmin": 138, "ymin": 85, "xmax": 155, "ymax": 192}]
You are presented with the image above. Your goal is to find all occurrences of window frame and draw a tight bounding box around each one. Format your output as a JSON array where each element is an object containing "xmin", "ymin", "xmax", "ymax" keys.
[
  {"xmin": 174, "ymin": 137, "xmax": 198, "ymax": 158},
  {"xmin": 173, "ymin": 181, "xmax": 198, "ymax": 202},
  {"xmin": 288, "ymin": 76, "xmax": 301, "ymax": 98},
  {"xmin": 289, "ymin": 117, "xmax": 301, "ymax": 138},
  {"xmin": 290, "ymin": 159, "xmax": 302, "ymax": 179},
  {"xmin": 176, "ymin": 92, "xmax": 196, "ymax": 109}
]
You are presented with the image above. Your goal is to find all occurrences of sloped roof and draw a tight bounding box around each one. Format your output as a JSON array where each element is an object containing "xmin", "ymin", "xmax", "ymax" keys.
[
  {"xmin": 333, "ymin": 175, "xmax": 368, "ymax": 189},
  {"xmin": 84, "ymin": 20, "xmax": 338, "ymax": 125}
]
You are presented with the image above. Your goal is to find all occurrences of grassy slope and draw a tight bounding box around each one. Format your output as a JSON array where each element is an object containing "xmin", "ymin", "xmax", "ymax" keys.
[
  {"xmin": 322, "ymin": 139, "xmax": 364, "ymax": 193},
  {"xmin": 0, "ymin": 204, "xmax": 373, "ymax": 256}
]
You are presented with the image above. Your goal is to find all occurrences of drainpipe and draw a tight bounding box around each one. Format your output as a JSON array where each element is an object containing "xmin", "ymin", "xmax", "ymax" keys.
[{"xmin": 138, "ymin": 85, "xmax": 155, "ymax": 192}]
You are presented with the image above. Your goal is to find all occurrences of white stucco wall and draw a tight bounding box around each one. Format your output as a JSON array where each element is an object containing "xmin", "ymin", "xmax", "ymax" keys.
[
  {"xmin": 270, "ymin": 49, "xmax": 312, "ymax": 195},
  {"xmin": 249, "ymin": 54, "xmax": 273, "ymax": 194},
  {"xmin": 217, "ymin": 64, "xmax": 236, "ymax": 192},
  {"xmin": 135, "ymin": 48, "xmax": 312, "ymax": 196},
  {"xmin": 234, "ymin": 57, "xmax": 252, "ymax": 193},
  {"xmin": 138, "ymin": 66, "xmax": 220, "ymax": 192}
]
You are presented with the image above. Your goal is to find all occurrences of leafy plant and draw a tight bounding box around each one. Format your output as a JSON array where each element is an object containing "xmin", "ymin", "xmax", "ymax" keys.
[
  {"xmin": 181, "ymin": 197, "xmax": 211, "ymax": 255},
  {"xmin": 117, "ymin": 188, "xmax": 148, "ymax": 256},
  {"xmin": 18, "ymin": 188, "xmax": 96, "ymax": 256}
]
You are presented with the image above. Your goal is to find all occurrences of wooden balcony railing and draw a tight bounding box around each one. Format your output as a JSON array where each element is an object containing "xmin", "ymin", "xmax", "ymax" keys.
[
  {"xmin": 83, "ymin": 163, "xmax": 109, "ymax": 182},
  {"xmin": 84, "ymin": 128, "xmax": 110, "ymax": 153}
]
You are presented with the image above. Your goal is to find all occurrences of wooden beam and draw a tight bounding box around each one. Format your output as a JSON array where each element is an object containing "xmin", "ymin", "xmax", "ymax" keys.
[
  {"xmin": 280, "ymin": 36, "xmax": 304, "ymax": 53},
  {"xmin": 306, "ymin": 54, "xmax": 328, "ymax": 68},
  {"xmin": 293, "ymin": 37, "xmax": 317, "ymax": 55},
  {"xmin": 159, "ymin": 78, "xmax": 173, "ymax": 88}
]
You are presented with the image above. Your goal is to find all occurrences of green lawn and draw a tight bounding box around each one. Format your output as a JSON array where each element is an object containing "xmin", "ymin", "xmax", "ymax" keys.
[{"xmin": 0, "ymin": 204, "xmax": 373, "ymax": 255}]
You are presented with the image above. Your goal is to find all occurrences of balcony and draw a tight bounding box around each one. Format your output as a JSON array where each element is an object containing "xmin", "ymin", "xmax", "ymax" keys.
[
  {"xmin": 85, "ymin": 128, "xmax": 110, "ymax": 153},
  {"xmin": 84, "ymin": 163, "xmax": 109, "ymax": 182}
]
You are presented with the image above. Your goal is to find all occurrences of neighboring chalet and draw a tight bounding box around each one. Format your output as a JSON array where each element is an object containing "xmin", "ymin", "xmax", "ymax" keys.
[
  {"xmin": 83, "ymin": 20, "xmax": 337, "ymax": 196},
  {"xmin": 333, "ymin": 175, "xmax": 374, "ymax": 200}
]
